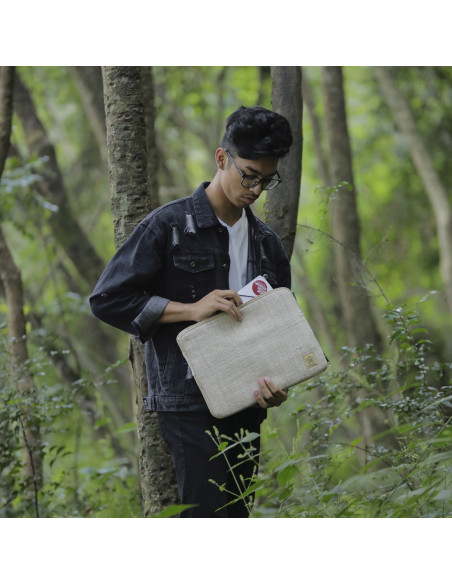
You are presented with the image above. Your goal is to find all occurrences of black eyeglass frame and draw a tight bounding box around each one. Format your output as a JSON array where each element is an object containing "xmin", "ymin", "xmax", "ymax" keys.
[{"xmin": 226, "ymin": 150, "xmax": 282, "ymax": 191}]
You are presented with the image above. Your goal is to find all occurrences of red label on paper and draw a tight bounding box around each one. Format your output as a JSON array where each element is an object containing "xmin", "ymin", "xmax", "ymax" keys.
[{"xmin": 252, "ymin": 279, "xmax": 268, "ymax": 295}]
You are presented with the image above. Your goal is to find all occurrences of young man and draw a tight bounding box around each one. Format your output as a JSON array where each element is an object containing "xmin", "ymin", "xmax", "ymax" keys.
[{"xmin": 90, "ymin": 105, "xmax": 293, "ymax": 517}]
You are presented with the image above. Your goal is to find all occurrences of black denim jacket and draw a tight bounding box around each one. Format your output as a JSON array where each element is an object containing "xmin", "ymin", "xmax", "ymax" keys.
[{"xmin": 90, "ymin": 183, "xmax": 291, "ymax": 412}]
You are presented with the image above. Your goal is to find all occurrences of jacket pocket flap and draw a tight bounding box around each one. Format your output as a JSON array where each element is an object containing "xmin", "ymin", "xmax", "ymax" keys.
[{"xmin": 173, "ymin": 252, "xmax": 214, "ymax": 273}]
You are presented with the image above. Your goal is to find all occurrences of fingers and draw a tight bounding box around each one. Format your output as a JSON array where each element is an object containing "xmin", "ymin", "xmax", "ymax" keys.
[
  {"xmin": 223, "ymin": 290, "xmax": 243, "ymax": 308},
  {"xmin": 253, "ymin": 377, "xmax": 288, "ymax": 409},
  {"xmin": 216, "ymin": 296, "xmax": 242, "ymax": 321},
  {"xmin": 193, "ymin": 289, "xmax": 243, "ymax": 322},
  {"xmin": 214, "ymin": 289, "xmax": 243, "ymax": 321}
]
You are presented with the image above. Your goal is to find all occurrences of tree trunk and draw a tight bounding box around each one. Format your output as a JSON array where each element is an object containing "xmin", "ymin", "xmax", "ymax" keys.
[
  {"xmin": 300, "ymin": 67, "xmax": 343, "ymax": 339},
  {"xmin": 129, "ymin": 339, "xmax": 180, "ymax": 513},
  {"xmin": 257, "ymin": 66, "xmax": 271, "ymax": 107},
  {"xmin": 322, "ymin": 66, "xmax": 382, "ymax": 352},
  {"xmin": 322, "ymin": 67, "xmax": 388, "ymax": 461},
  {"xmin": 70, "ymin": 66, "xmax": 108, "ymax": 165},
  {"xmin": 301, "ymin": 68, "xmax": 330, "ymax": 188},
  {"xmin": 0, "ymin": 67, "xmax": 14, "ymax": 176},
  {"xmin": 373, "ymin": 66, "xmax": 452, "ymax": 313},
  {"xmin": 264, "ymin": 66, "xmax": 303, "ymax": 260},
  {"xmin": 13, "ymin": 73, "xmax": 133, "ymax": 425},
  {"xmin": 13, "ymin": 73, "xmax": 106, "ymax": 289},
  {"xmin": 102, "ymin": 66, "xmax": 179, "ymax": 516},
  {"xmin": 140, "ymin": 66, "xmax": 161, "ymax": 210},
  {"xmin": 0, "ymin": 66, "xmax": 43, "ymax": 515}
]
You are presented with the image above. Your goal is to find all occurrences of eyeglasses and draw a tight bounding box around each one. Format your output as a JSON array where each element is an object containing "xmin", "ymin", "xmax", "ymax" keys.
[{"xmin": 226, "ymin": 150, "xmax": 282, "ymax": 191}]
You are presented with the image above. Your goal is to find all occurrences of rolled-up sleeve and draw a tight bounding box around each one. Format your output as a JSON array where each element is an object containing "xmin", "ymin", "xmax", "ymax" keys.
[
  {"xmin": 131, "ymin": 295, "xmax": 170, "ymax": 342},
  {"xmin": 89, "ymin": 220, "xmax": 169, "ymax": 342}
]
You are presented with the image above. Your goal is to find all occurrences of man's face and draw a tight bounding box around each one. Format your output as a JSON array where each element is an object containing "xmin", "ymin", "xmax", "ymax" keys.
[{"xmin": 220, "ymin": 150, "xmax": 279, "ymax": 209}]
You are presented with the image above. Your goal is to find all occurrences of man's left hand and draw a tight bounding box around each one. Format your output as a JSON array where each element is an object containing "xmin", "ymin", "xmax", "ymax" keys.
[{"xmin": 253, "ymin": 377, "xmax": 288, "ymax": 409}]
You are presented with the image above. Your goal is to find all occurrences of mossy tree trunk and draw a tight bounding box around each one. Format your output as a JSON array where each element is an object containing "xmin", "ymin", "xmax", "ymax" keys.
[
  {"xmin": 102, "ymin": 66, "xmax": 179, "ymax": 516},
  {"xmin": 265, "ymin": 66, "xmax": 303, "ymax": 261},
  {"xmin": 141, "ymin": 66, "xmax": 161, "ymax": 211}
]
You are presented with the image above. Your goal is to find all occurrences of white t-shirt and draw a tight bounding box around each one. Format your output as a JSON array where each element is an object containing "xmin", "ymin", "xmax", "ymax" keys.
[{"xmin": 218, "ymin": 210, "xmax": 249, "ymax": 291}]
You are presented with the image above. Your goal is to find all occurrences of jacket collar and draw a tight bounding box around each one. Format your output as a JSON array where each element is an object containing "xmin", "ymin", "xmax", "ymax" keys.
[
  {"xmin": 192, "ymin": 183, "xmax": 220, "ymax": 228},
  {"xmin": 192, "ymin": 182, "xmax": 269, "ymax": 236}
]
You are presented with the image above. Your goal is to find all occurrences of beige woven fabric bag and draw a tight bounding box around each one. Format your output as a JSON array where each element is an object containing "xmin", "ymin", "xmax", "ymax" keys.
[{"xmin": 176, "ymin": 287, "xmax": 328, "ymax": 419}]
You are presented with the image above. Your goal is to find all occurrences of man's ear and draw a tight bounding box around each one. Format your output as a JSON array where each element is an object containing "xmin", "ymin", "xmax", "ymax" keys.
[{"xmin": 215, "ymin": 148, "xmax": 227, "ymax": 170}]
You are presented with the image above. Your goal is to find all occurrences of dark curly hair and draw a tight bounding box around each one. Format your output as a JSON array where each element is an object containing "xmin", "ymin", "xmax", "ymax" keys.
[{"xmin": 221, "ymin": 105, "xmax": 293, "ymax": 160}]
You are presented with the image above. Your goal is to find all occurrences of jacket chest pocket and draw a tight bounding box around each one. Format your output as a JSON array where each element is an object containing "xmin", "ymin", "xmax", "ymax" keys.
[{"xmin": 173, "ymin": 252, "xmax": 215, "ymax": 301}]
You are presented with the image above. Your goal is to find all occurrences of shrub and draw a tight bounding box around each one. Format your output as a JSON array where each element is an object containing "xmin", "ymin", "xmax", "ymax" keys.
[{"xmin": 210, "ymin": 303, "xmax": 452, "ymax": 518}]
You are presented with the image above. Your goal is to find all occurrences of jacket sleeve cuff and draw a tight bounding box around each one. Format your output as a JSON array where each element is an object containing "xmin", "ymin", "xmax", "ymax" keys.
[{"xmin": 131, "ymin": 296, "xmax": 170, "ymax": 342}]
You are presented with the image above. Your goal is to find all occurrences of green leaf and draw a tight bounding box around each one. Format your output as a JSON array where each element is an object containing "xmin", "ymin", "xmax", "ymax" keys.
[
  {"xmin": 115, "ymin": 421, "xmax": 137, "ymax": 434},
  {"xmin": 151, "ymin": 504, "xmax": 197, "ymax": 518},
  {"xmin": 276, "ymin": 464, "xmax": 298, "ymax": 486},
  {"xmin": 94, "ymin": 417, "xmax": 108, "ymax": 429},
  {"xmin": 240, "ymin": 432, "xmax": 261, "ymax": 443}
]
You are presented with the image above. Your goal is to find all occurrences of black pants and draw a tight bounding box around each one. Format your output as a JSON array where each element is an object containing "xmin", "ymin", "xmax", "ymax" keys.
[{"xmin": 157, "ymin": 409, "xmax": 263, "ymax": 518}]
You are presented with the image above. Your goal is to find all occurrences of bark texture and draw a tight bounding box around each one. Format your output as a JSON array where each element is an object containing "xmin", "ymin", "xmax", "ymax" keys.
[
  {"xmin": 265, "ymin": 66, "xmax": 303, "ymax": 260},
  {"xmin": 140, "ymin": 66, "xmax": 161, "ymax": 210},
  {"xmin": 129, "ymin": 339, "xmax": 180, "ymax": 514},
  {"xmin": 102, "ymin": 66, "xmax": 179, "ymax": 516},
  {"xmin": 374, "ymin": 66, "xmax": 452, "ymax": 313},
  {"xmin": 322, "ymin": 66, "xmax": 382, "ymax": 352},
  {"xmin": 0, "ymin": 67, "xmax": 43, "ymax": 513},
  {"xmin": 0, "ymin": 67, "xmax": 14, "ymax": 176}
]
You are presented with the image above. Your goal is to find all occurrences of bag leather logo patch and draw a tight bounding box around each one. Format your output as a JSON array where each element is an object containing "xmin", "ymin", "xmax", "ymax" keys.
[{"xmin": 303, "ymin": 352, "xmax": 318, "ymax": 369}]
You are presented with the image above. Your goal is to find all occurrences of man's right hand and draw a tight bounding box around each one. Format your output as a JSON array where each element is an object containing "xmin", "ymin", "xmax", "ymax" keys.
[
  {"xmin": 190, "ymin": 289, "xmax": 243, "ymax": 322},
  {"xmin": 157, "ymin": 289, "xmax": 243, "ymax": 324}
]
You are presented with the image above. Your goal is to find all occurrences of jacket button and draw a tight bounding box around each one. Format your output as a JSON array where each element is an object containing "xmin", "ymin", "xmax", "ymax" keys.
[
  {"xmin": 222, "ymin": 263, "xmax": 228, "ymax": 269},
  {"xmin": 190, "ymin": 261, "xmax": 197, "ymax": 268},
  {"xmin": 218, "ymin": 227, "xmax": 223, "ymax": 233}
]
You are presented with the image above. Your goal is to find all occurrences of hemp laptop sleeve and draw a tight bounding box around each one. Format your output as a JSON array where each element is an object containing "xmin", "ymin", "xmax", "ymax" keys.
[{"xmin": 176, "ymin": 287, "xmax": 328, "ymax": 419}]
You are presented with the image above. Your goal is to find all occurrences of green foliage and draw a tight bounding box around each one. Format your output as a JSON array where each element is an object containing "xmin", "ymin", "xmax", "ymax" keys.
[
  {"xmin": 2, "ymin": 66, "xmax": 451, "ymax": 518},
  {"xmin": 210, "ymin": 301, "xmax": 452, "ymax": 517},
  {"xmin": 153, "ymin": 66, "xmax": 270, "ymax": 195},
  {"xmin": 207, "ymin": 426, "xmax": 261, "ymax": 515},
  {"xmin": 150, "ymin": 504, "xmax": 196, "ymax": 518},
  {"xmin": 300, "ymin": 66, "xmax": 449, "ymax": 346},
  {"xmin": 0, "ymin": 327, "xmax": 141, "ymax": 518},
  {"xmin": 0, "ymin": 154, "xmax": 53, "ymax": 226}
]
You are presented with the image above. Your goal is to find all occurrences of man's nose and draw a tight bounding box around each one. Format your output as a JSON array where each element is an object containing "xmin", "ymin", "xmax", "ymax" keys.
[{"xmin": 248, "ymin": 183, "xmax": 263, "ymax": 196}]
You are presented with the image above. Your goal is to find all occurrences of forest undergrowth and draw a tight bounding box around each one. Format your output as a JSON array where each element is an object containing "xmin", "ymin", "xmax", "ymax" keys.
[
  {"xmin": 1, "ymin": 289, "xmax": 451, "ymax": 518},
  {"xmin": 209, "ymin": 301, "xmax": 452, "ymax": 518},
  {"xmin": 1, "ymin": 293, "xmax": 451, "ymax": 518},
  {"xmin": 0, "ymin": 253, "xmax": 452, "ymax": 518}
]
